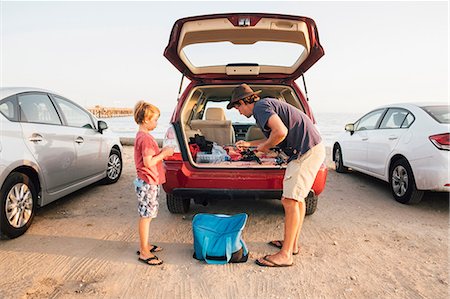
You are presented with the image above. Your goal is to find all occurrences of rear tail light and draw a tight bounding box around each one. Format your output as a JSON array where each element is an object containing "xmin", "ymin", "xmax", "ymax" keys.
[
  {"xmin": 429, "ymin": 133, "xmax": 450, "ymax": 150},
  {"xmin": 163, "ymin": 126, "xmax": 182, "ymax": 161}
]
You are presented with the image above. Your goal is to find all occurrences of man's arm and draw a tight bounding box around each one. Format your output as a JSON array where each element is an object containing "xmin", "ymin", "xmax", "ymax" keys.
[
  {"xmin": 257, "ymin": 114, "xmax": 288, "ymax": 153},
  {"xmin": 235, "ymin": 138, "xmax": 267, "ymax": 149}
]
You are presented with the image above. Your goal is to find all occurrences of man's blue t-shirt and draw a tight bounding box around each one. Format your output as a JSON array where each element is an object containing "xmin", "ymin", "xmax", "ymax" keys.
[{"xmin": 253, "ymin": 98, "xmax": 322, "ymax": 161}]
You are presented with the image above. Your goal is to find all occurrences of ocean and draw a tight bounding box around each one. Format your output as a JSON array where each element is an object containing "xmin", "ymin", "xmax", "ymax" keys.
[{"xmin": 101, "ymin": 112, "xmax": 362, "ymax": 147}]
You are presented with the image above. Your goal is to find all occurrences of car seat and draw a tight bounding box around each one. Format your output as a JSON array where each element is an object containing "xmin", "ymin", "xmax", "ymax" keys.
[
  {"xmin": 190, "ymin": 107, "xmax": 235, "ymax": 145},
  {"xmin": 20, "ymin": 102, "xmax": 40, "ymax": 123},
  {"xmin": 393, "ymin": 112, "xmax": 406, "ymax": 127},
  {"xmin": 245, "ymin": 125, "xmax": 265, "ymax": 141}
]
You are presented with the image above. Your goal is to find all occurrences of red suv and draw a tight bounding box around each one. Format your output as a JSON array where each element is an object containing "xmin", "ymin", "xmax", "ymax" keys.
[{"xmin": 162, "ymin": 13, "xmax": 327, "ymax": 215}]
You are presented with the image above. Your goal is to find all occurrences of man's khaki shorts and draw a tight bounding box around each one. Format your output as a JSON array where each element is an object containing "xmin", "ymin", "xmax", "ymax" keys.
[{"xmin": 282, "ymin": 142, "xmax": 326, "ymax": 202}]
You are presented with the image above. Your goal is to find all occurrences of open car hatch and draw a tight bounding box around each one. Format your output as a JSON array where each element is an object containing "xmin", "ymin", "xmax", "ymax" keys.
[{"xmin": 164, "ymin": 13, "xmax": 324, "ymax": 81}]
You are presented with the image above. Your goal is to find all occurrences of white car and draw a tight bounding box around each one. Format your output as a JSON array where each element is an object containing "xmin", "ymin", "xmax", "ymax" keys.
[
  {"xmin": 0, "ymin": 87, "xmax": 123, "ymax": 238},
  {"xmin": 333, "ymin": 103, "xmax": 449, "ymax": 204}
]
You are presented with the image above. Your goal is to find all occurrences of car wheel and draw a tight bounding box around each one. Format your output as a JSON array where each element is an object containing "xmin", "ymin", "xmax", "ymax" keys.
[
  {"xmin": 102, "ymin": 148, "xmax": 122, "ymax": 184},
  {"xmin": 390, "ymin": 158, "xmax": 424, "ymax": 204},
  {"xmin": 0, "ymin": 172, "xmax": 37, "ymax": 239},
  {"xmin": 166, "ymin": 193, "xmax": 190, "ymax": 214},
  {"xmin": 333, "ymin": 144, "xmax": 348, "ymax": 173},
  {"xmin": 305, "ymin": 191, "xmax": 318, "ymax": 215}
]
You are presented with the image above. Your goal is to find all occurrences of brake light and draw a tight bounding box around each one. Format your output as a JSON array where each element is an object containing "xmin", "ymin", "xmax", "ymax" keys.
[
  {"xmin": 429, "ymin": 133, "xmax": 450, "ymax": 150},
  {"xmin": 163, "ymin": 126, "xmax": 182, "ymax": 161}
]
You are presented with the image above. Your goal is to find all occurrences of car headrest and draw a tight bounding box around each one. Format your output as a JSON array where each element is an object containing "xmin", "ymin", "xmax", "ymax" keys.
[
  {"xmin": 205, "ymin": 107, "xmax": 226, "ymax": 121},
  {"xmin": 393, "ymin": 112, "xmax": 405, "ymax": 126}
]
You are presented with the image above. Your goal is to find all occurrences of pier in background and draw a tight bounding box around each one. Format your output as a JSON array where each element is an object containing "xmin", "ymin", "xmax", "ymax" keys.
[{"xmin": 88, "ymin": 105, "xmax": 133, "ymax": 118}]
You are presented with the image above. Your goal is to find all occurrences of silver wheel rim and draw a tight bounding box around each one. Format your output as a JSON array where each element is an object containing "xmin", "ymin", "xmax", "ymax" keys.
[
  {"xmin": 392, "ymin": 165, "xmax": 408, "ymax": 197},
  {"xmin": 107, "ymin": 154, "xmax": 121, "ymax": 180},
  {"xmin": 335, "ymin": 148, "xmax": 341, "ymax": 168},
  {"xmin": 5, "ymin": 183, "xmax": 33, "ymax": 228}
]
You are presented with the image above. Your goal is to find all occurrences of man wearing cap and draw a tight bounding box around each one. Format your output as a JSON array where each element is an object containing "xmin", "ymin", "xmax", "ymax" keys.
[{"xmin": 228, "ymin": 83, "xmax": 325, "ymax": 267}]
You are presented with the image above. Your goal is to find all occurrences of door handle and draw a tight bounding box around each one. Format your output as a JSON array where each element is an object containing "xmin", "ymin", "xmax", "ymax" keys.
[
  {"xmin": 361, "ymin": 138, "xmax": 368, "ymax": 141},
  {"xmin": 29, "ymin": 134, "xmax": 43, "ymax": 142},
  {"xmin": 75, "ymin": 137, "xmax": 84, "ymax": 144},
  {"xmin": 388, "ymin": 136, "xmax": 398, "ymax": 140}
]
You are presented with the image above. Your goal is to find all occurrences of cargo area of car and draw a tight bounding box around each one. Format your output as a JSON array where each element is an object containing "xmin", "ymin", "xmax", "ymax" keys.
[{"xmin": 177, "ymin": 84, "xmax": 304, "ymax": 169}]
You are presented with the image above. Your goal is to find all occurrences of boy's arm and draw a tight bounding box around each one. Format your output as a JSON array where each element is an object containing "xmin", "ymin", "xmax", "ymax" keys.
[{"xmin": 143, "ymin": 147, "xmax": 174, "ymax": 168}]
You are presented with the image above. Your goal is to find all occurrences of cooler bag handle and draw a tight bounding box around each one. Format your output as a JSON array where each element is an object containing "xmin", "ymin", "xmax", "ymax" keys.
[
  {"xmin": 240, "ymin": 238, "xmax": 248, "ymax": 256},
  {"xmin": 202, "ymin": 236, "xmax": 232, "ymax": 265}
]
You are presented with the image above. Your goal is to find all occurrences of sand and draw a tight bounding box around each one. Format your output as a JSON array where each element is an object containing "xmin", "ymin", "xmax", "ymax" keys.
[{"xmin": 0, "ymin": 146, "xmax": 448, "ymax": 298}]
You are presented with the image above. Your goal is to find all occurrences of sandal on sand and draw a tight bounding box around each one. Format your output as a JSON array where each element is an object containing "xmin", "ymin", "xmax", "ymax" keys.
[
  {"xmin": 268, "ymin": 240, "xmax": 299, "ymax": 255},
  {"xmin": 136, "ymin": 244, "xmax": 163, "ymax": 255},
  {"xmin": 255, "ymin": 255, "xmax": 293, "ymax": 267},
  {"xmin": 138, "ymin": 255, "xmax": 163, "ymax": 266}
]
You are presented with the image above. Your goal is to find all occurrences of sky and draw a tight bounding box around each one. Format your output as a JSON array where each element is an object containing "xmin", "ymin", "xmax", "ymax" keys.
[{"xmin": 1, "ymin": 1, "xmax": 448, "ymax": 114}]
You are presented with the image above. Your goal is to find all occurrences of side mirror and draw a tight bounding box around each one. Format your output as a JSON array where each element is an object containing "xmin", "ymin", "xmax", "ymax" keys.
[
  {"xmin": 345, "ymin": 123, "xmax": 355, "ymax": 135},
  {"xmin": 98, "ymin": 120, "xmax": 108, "ymax": 134}
]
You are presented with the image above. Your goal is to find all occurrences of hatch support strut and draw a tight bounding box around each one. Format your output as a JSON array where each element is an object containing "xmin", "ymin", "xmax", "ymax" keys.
[
  {"xmin": 177, "ymin": 73, "xmax": 185, "ymax": 101},
  {"xmin": 301, "ymin": 73, "xmax": 309, "ymax": 102}
]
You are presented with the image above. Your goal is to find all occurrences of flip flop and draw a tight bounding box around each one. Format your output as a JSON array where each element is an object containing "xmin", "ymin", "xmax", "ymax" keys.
[
  {"xmin": 255, "ymin": 255, "xmax": 293, "ymax": 267},
  {"xmin": 138, "ymin": 255, "xmax": 163, "ymax": 266},
  {"xmin": 136, "ymin": 244, "xmax": 163, "ymax": 255},
  {"xmin": 268, "ymin": 240, "xmax": 300, "ymax": 255}
]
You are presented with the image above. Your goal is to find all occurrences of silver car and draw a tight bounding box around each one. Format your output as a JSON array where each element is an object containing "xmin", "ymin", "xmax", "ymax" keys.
[{"xmin": 0, "ymin": 87, "xmax": 123, "ymax": 238}]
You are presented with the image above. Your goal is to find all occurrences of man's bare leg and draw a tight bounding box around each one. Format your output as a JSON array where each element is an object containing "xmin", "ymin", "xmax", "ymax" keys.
[
  {"xmin": 293, "ymin": 199, "xmax": 306, "ymax": 251},
  {"xmin": 256, "ymin": 197, "xmax": 298, "ymax": 265},
  {"xmin": 268, "ymin": 198, "xmax": 305, "ymax": 253}
]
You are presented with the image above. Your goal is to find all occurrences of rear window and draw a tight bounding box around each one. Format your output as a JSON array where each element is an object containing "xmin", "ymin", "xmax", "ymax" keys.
[
  {"xmin": 421, "ymin": 105, "xmax": 450, "ymax": 124},
  {"xmin": 183, "ymin": 41, "xmax": 305, "ymax": 68},
  {"xmin": 0, "ymin": 95, "xmax": 17, "ymax": 121}
]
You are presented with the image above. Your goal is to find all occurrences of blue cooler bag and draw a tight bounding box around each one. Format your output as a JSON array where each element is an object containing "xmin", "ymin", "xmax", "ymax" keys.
[{"xmin": 192, "ymin": 213, "xmax": 249, "ymax": 264}]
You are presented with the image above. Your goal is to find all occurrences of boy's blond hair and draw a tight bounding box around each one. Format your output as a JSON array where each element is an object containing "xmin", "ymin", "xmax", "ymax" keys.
[{"xmin": 134, "ymin": 101, "xmax": 160, "ymax": 124}]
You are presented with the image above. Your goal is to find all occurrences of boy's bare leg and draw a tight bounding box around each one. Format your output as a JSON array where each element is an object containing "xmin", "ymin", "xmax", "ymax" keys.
[
  {"xmin": 138, "ymin": 217, "xmax": 163, "ymax": 266},
  {"xmin": 138, "ymin": 217, "xmax": 153, "ymax": 258}
]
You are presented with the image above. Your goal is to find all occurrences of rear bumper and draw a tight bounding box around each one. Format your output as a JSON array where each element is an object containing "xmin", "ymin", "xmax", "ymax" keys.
[
  {"xmin": 173, "ymin": 188, "xmax": 282, "ymax": 200},
  {"xmin": 163, "ymin": 161, "xmax": 328, "ymax": 197},
  {"xmin": 411, "ymin": 151, "xmax": 450, "ymax": 191}
]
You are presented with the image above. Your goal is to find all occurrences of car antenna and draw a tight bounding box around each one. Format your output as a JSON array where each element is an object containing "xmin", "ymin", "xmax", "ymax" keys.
[
  {"xmin": 177, "ymin": 72, "xmax": 185, "ymax": 101},
  {"xmin": 301, "ymin": 73, "xmax": 309, "ymax": 102}
]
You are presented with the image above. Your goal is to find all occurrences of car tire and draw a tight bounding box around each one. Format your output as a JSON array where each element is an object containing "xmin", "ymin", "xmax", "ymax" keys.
[
  {"xmin": 390, "ymin": 158, "xmax": 424, "ymax": 204},
  {"xmin": 333, "ymin": 144, "xmax": 348, "ymax": 173},
  {"xmin": 0, "ymin": 172, "xmax": 37, "ymax": 239},
  {"xmin": 102, "ymin": 148, "xmax": 122, "ymax": 184},
  {"xmin": 305, "ymin": 191, "xmax": 318, "ymax": 215},
  {"xmin": 167, "ymin": 193, "xmax": 190, "ymax": 214}
]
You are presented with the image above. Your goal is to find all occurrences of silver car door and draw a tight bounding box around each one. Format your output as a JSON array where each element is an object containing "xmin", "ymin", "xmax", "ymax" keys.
[
  {"xmin": 51, "ymin": 95, "xmax": 107, "ymax": 179},
  {"xmin": 18, "ymin": 92, "xmax": 77, "ymax": 193}
]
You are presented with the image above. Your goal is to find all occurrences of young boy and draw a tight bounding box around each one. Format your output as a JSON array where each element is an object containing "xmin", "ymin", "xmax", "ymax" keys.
[{"xmin": 133, "ymin": 101, "xmax": 174, "ymax": 266}]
